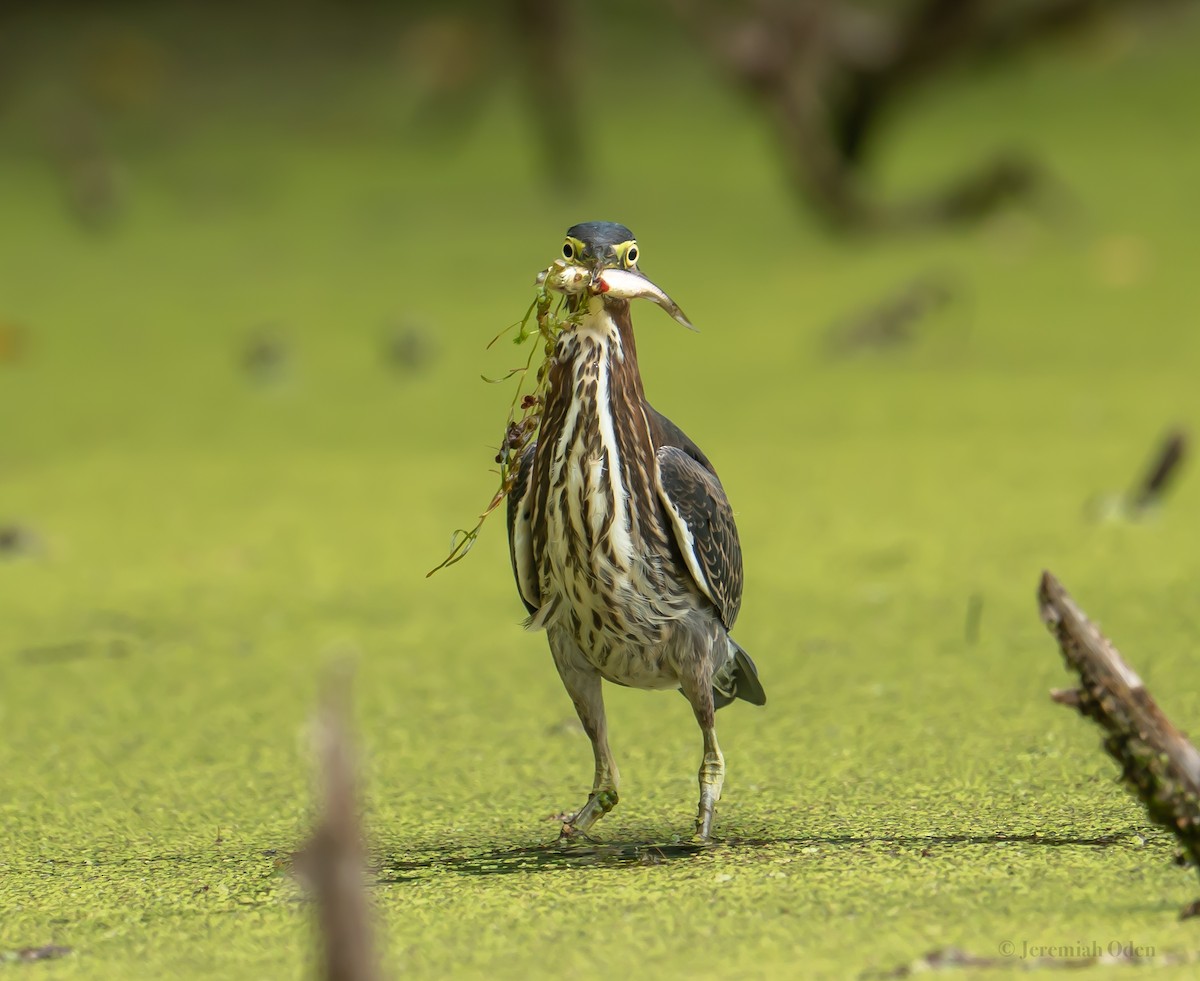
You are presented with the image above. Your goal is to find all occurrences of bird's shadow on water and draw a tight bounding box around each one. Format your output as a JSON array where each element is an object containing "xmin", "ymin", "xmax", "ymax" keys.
[
  {"xmin": 376, "ymin": 839, "xmax": 709, "ymax": 882},
  {"xmin": 375, "ymin": 827, "xmax": 1145, "ymax": 883}
]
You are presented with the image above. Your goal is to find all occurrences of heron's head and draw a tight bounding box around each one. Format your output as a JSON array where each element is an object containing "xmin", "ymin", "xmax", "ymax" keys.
[
  {"xmin": 551, "ymin": 221, "xmax": 694, "ymax": 330},
  {"xmin": 561, "ymin": 221, "xmax": 640, "ymax": 275}
]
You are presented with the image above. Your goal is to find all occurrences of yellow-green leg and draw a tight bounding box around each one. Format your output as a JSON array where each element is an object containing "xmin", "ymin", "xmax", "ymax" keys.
[
  {"xmin": 695, "ymin": 726, "xmax": 725, "ymax": 840},
  {"xmin": 680, "ymin": 657, "xmax": 724, "ymax": 840},
  {"xmin": 550, "ymin": 637, "xmax": 620, "ymax": 837}
]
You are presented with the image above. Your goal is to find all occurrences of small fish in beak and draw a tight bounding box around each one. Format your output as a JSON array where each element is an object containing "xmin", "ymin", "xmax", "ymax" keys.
[
  {"xmin": 534, "ymin": 261, "xmax": 696, "ymax": 331},
  {"xmin": 534, "ymin": 260, "xmax": 590, "ymax": 295},
  {"xmin": 592, "ymin": 267, "xmax": 696, "ymax": 332}
]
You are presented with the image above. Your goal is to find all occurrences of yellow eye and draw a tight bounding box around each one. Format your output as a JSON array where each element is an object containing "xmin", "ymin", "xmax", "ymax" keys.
[
  {"xmin": 562, "ymin": 241, "xmax": 575, "ymax": 260},
  {"xmin": 624, "ymin": 244, "xmax": 639, "ymax": 268}
]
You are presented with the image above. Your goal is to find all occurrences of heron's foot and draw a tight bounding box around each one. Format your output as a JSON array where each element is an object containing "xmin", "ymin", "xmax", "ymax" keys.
[
  {"xmin": 557, "ymin": 823, "xmax": 602, "ymax": 844},
  {"xmin": 559, "ymin": 787, "xmax": 619, "ymax": 839},
  {"xmin": 693, "ymin": 743, "xmax": 725, "ymax": 841}
]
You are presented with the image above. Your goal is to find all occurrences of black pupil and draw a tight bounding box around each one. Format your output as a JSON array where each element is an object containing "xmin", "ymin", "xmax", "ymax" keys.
[
  {"xmin": 628, "ymin": 248, "xmax": 638, "ymax": 263},
  {"xmin": 563, "ymin": 243, "xmax": 573, "ymax": 258}
]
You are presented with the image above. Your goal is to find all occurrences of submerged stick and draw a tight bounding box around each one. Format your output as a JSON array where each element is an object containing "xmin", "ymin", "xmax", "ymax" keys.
[
  {"xmin": 295, "ymin": 667, "xmax": 380, "ymax": 981},
  {"xmin": 1038, "ymin": 570, "xmax": 1200, "ymax": 915}
]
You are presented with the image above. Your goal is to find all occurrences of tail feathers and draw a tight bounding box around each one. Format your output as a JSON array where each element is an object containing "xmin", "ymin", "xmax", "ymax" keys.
[{"xmin": 712, "ymin": 640, "xmax": 767, "ymax": 710}]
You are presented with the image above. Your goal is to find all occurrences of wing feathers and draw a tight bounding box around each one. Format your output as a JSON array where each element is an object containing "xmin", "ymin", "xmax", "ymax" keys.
[
  {"xmin": 506, "ymin": 441, "xmax": 540, "ymax": 616},
  {"xmin": 655, "ymin": 443, "xmax": 744, "ymax": 629}
]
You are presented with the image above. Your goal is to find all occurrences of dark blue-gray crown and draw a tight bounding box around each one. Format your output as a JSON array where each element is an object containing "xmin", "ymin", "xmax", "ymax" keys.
[
  {"xmin": 562, "ymin": 221, "xmax": 638, "ymax": 268},
  {"xmin": 566, "ymin": 221, "xmax": 634, "ymax": 249}
]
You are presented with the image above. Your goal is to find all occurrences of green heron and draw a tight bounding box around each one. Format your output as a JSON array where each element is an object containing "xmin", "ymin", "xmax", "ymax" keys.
[{"xmin": 507, "ymin": 221, "xmax": 765, "ymax": 840}]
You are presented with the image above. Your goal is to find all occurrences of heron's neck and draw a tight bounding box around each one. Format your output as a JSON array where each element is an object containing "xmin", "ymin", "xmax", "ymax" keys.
[
  {"xmin": 561, "ymin": 296, "xmax": 645, "ymax": 403},
  {"xmin": 534, "ymin": 294, "xmax": 661, "ymax": 600}
]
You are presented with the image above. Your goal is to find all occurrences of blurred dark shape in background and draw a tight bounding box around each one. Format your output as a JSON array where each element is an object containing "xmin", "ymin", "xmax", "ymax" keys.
[
  {"xmin": 823, "ymin": 272, "xmax": 960, "ymax": 355},
  {"xmin": 241, "ymin": 327, "xmax": 291, "ymax": 387},
  {"xmin": 77, "ymin": 25, "xmax": 171, "ymax": 113},
  {"xmin": 0, "ymin": 322, "xmax": 27, "ymax": 364},
  {"xmin": 38, "ymin": 23, "xmax": 173, "ymax": 230},
  {"xmin": 5, "ymin": 946, "xmax": 74, "ymax": 964},
  {"xmin": 403, "ymin": 0, "xmax": 584, "ymax": 190},
  {"xmin": 381, "ymin": 321, "xmax": 438, "ymax": 376},
  {"xmin": 396, "ymin": 0, "xmax": 1191, "ymax": 227},
  {"xmin": 665, "ymin": 0, "xmax": 1189, "ymax": 229},
  {"xmin": 509, "ymin": 0, "xmax": 584, "ymax": 190},
  {"xmin": 0, "ymin": 523, "xmax": 40, "ymax": 559},
  {"xmin": 1, "ymin": 0, "xmax": 1193, "ymax": 233},
  {"xmin": 964, "ymin": 592, "xmax": 984, "ymax": 645},
  {"xmin": 48, "ymin": 109, "xmax": 125, "ymax": 231}
]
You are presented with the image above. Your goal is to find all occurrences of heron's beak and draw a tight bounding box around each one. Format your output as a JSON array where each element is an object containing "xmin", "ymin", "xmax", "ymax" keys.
[
  {"xmin": 590, "ymin": 266, "xmax": 697, "ymax": 332},
  {"xmin": 534, "ymin": 261, "xmax": 696, "ymax": 332}
]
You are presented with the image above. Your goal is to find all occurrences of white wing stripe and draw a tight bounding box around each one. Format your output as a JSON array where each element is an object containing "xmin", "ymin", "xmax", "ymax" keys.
[{"xmin": 658, "ymin": 483, "xmax": 717, "ymax": 606}]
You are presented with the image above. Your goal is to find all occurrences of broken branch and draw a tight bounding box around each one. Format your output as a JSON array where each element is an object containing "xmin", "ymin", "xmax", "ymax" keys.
[{"xmin": 1038, "ymin": 570, "xmax": 1200, "ymax": 915}]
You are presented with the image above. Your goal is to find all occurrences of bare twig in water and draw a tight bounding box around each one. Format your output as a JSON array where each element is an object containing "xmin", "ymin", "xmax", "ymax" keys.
[
  {"xmin": 1127, "ymin": 428, "xmax": 1188, "ymax": 515},
  {"xmin": 1038, "ymin": 570, "xmax": 1200, "ymax": 917},
  {"xmin": 294, "ymin": 667, "xmax": 379, "ymax": 981}
]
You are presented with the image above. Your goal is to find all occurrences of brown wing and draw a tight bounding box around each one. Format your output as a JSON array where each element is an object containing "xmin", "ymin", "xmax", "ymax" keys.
[
  {"xmin": 506, "ymin": 441, "xmax": 540, "ymax": 616},
  {"xmin": 650, "ymin": 410, "xmax": 743, "ymax": 630}
]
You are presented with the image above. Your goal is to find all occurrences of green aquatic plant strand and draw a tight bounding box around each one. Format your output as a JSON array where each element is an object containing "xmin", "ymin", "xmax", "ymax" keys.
[{"xmin": 427, "ymin": 272, "xmax": 578, "ymax": 576}]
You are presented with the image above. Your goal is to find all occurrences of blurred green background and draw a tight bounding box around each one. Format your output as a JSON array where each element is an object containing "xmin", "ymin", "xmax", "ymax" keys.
[{"xmin": 4, "ymin": 1, "xmax": 1200, "ymax": 978}]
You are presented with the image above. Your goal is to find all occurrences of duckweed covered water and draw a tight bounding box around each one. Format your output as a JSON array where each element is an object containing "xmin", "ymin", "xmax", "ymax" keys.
[{"xmin": 4, "ymin": 11, "xmax": 1200, "ymax": 978}]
